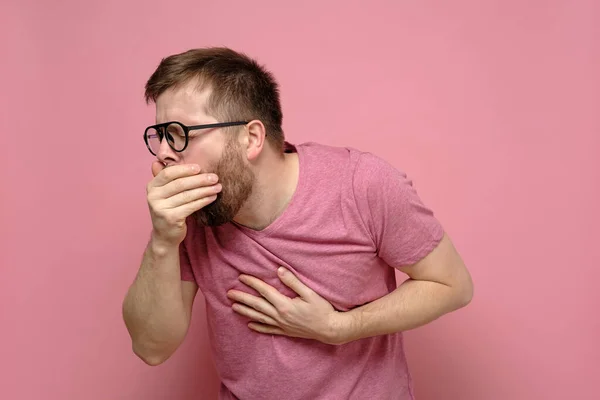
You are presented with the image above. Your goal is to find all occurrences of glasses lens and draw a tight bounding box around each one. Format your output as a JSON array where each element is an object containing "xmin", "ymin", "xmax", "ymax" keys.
[
  {"xmin": 145, "ymin": 127, "xmax": 161, "ymax": 155},
  {"xmin": 166, "ymin": 123, "xmax": 187, "ymax": 151}
]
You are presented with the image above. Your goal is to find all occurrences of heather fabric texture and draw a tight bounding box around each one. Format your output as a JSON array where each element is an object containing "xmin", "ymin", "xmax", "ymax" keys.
[{"xmin": 179, "ymin": 142, "xmax": 444, "ymax": 400}]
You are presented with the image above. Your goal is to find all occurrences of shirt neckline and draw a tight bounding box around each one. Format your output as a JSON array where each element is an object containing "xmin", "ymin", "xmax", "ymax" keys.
[{"xmin": 231, "ymin": 142, "xmax": 306, "ymax": 237}]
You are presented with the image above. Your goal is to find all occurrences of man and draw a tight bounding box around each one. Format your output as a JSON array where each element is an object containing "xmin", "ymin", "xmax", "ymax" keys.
[{"xmin": 122, "ymin": 47, "xmax": 473, "ymax": 400}]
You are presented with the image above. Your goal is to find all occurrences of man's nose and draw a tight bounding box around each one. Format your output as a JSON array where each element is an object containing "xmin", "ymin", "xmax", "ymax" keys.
[{"xmin": 156, "ymin": 137, "xmax": 179, "ymax": 165}]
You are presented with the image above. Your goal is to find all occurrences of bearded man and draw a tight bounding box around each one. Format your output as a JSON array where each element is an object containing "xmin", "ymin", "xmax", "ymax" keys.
[{"xmin": 122, "ymin": 47, "xmax": 473, "ymax": 400}]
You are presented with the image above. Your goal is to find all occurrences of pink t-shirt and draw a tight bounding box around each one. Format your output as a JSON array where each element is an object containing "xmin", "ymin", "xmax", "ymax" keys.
[{"xmin": 179, "ymin": 141, "xmax": 444, "ymax": 400}]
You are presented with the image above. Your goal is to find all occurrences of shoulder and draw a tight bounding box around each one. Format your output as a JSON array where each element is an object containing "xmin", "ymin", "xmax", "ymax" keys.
[
  {"xmin": 346, "ymin": 149, "xmax": 413, "ymax": 199},
  {"xmin": 295, "ymin": 141, "xmax": 401, "ymax": 172},
  {"xmin": 294, "ymin": 141, "xmax": 382, "ymax": 175},
  {"xmin": 294, "ymin": 141, "xmax": 355, "ymax": 163},
  {"xmin": 293, "ymin": 141, "xmax": 410, "ymax": 192},
  {"xmin": 353, "ymin": 151, "xmax": 405, "ymax": 179}
]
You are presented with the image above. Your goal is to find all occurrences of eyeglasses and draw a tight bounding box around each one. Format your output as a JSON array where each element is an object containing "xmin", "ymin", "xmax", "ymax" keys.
[{"xmin": 143, "ymin": 121, "xmax": 249, "ymax": 156}]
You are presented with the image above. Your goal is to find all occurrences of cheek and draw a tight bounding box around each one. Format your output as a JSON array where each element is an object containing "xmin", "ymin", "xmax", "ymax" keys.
[{"xmin": 182, "ymin": 144, "xmax": 220, "ymax": 171}]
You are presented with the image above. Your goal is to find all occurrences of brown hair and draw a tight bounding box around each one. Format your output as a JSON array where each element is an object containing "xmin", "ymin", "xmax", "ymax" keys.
[{"xmin": 145, "ymin": 47, "xmax": 284, "ymax": 151}]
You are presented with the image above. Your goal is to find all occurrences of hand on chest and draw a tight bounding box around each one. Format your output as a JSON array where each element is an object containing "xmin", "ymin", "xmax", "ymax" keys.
[{"xmin": 196, "ymin": 232, "xmax": 395, "ymax": 311}]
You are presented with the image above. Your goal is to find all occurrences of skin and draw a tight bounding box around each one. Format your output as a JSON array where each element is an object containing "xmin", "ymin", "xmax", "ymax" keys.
[{"xmin": 122, "ymin": 79, "xmax": 474, "ymax": 366}]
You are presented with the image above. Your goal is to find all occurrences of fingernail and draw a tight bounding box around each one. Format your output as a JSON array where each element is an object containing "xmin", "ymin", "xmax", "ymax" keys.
[
  {"xmin": 191, "ymin": 164, "xmax": 200, "ymax": 172},
  {"xmin": 278, "ymin": 267, "xmax": 285, "ymax": 275}
]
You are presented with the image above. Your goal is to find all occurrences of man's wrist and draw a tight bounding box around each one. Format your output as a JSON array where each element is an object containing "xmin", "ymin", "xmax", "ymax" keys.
[
  {"xmin": 149, "ymin": 232, "xmax": 180, "ymax": 257},
  {"xmin": 327, "ymin": 310, "xmax": 359, "ymax": 345}
]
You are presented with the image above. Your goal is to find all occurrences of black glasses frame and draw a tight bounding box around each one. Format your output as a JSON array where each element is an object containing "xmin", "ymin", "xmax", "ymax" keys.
[{"xmin": 143, "ymin": 120, "xmax": 249, "ymax": 156}]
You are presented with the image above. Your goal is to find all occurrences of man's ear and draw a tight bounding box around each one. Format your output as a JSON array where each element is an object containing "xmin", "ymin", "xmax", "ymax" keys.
[{"xmin": 243, "ymin": 120, "xmax": 266, "ymax": 161}]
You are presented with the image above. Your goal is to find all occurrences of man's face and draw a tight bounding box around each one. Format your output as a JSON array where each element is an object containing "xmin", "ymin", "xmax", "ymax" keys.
[{"xmin": 154, "ymin": 82, "xmax": 255, "ymax": 226}]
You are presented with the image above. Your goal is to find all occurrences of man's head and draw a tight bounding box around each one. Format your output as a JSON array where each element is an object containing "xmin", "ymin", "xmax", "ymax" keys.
[{"xmin": 144, "ymin": 47, "xmax": 285, "ymax": 226}]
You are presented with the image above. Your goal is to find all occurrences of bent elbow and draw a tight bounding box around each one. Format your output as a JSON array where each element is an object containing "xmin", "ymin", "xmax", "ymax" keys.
[
  {"xmin": 139, "ymin": 353, "xmax": 169, "ymax": 367},
  {"xmin": 132, "ymin": 343, "xmax": 173, "ymax": 366},
  {"xmin": 459, "ymin": 288, "xmax": 473, "ymax": 308},
  {"xmin": 457, "ymin": 278, "xmax": 474, "ymax": 308}
]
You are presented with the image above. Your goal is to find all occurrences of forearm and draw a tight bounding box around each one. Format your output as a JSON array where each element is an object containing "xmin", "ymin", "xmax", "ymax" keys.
[
  {"xmin": 122, "ymin": 236, "xmax": 189, "ymax": 358},
  {"xmin": 334, "ymin": 278, "xmax": 470, "ymax": 344}
]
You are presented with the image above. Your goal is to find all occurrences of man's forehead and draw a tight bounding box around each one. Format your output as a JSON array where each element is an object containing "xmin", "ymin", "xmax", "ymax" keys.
[{"xmin": 155, "ymin": 81, "xmax": 213, "ymax": 124}]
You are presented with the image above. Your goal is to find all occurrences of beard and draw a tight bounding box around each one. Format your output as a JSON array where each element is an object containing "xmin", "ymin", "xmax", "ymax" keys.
[{"xmin": 193, "ymin": 139, "xmax": 255, "ymax": 226}]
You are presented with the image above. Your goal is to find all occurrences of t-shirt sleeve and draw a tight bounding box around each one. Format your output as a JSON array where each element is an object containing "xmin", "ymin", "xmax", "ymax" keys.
[
  {"xmin": 178, "ymin": 240, "xmax": 196, "ymax": 282},
  {"xmin": 352, "ymin": 152, "xmax": 444, "ymax": 267}
]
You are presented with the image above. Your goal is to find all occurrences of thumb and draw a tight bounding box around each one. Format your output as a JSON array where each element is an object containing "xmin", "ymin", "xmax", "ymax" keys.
[{"xmin": 151, "ymin": 161, "xmax": 165, "ymax": 177}]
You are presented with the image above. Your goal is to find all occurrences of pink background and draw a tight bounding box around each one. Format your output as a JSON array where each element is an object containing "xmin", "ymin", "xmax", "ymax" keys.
[{"xmin": 2, "ymin": 1, "xmax": 599, "ymax": 399}]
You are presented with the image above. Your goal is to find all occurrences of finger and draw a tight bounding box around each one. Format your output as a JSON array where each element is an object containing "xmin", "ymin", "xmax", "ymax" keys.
[
  {"xmin": 232, "ymin": 303, "xmax": 279, "ymax": 326},
  {"xmin": 158, "ymin": 173, "xmax": 219, "ymax": 199},
  {"xmin": 227, "ymin": 289, "xmax": 279, "ymax": 318},
  {"xmin": 165, "ymin": 184, "xmax": 222, "ymax": 208},
  {"xmin": 277, "ymin": 267, "xmax": 315, "ymax": 299},
  {"xmin": 151, "ymin": 161, "xmax": 165, "ymax": 177},
  {"xmin": 152, "ymin": 164, "xmax": 201, "ymax": 187},
  {"xmin": 238, "ymin": 275, "xmax": 290, "ymax": 309},
  {"xmin": 172, "ymin": 194, "xmax": 218, "ymax": 219},
  {"xmin": 248, "ymin": 322, "xmax": 286, "ymax": 336}
]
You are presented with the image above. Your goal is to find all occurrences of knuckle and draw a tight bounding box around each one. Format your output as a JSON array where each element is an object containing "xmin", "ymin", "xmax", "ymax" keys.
[
  {"xmin": 163, "ymin": 169, "xmax": 174, "ymax": 181},
  {"xmin": 147, "ymin": 199, "xmax": 156, "ymax": 211},
  {"xmin": 278, "ymin": 306, "xmax": 290, "ymax": 316},
  {"xmin": 255, "ymin": 303, "xmax": 266, "ymax": 314},
  {"xmin": 181, "ymin": 189, "xmax": 193, "ymax": 203},
  {"xmin": 174, "ymin": 179, "xmax": 187, "ymax": 193},
  {"xmin": 147, "ymin": 194, "xmax": 161, "ymax": 207},
  {"xmin": 164, "ymin": 213, "xmax": 178, "ymax": 226}
]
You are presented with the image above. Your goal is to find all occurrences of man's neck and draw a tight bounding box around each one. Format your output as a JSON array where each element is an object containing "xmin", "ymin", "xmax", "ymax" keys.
[{"xmin": 233, "ymin": 151, "xmax": 299, "ymax": 231}]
